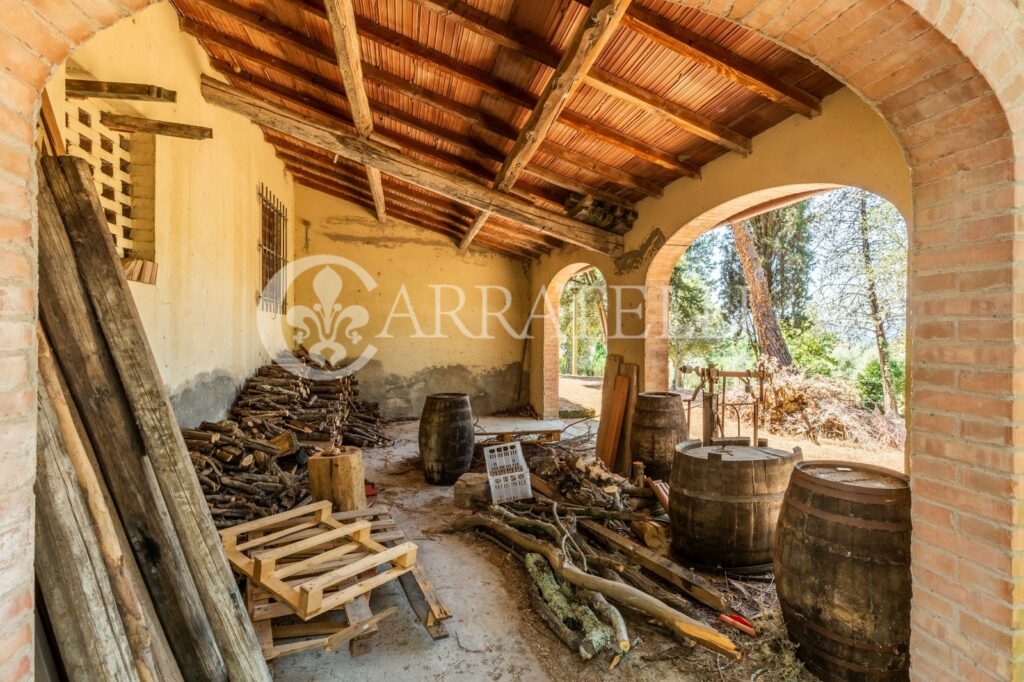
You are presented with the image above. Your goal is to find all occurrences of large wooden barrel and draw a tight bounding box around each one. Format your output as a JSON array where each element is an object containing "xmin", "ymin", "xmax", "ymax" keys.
[
  {"xmin": 774, "ymin": 461, "xmax": 911, "ymax": 681},
  {"xmin": 418, "ymin": 393, "xmax": 474, "ymax": 485},
  {"xmin": 669, "ymin": 443, "xmax": 800, "ymax": 570},
  {"xmin": 630, "ymin": 392, "xmax": 687, "ymax": 480}
]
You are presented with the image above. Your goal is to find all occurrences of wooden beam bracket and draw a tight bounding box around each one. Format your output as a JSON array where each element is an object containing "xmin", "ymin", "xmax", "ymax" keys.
[
  {"xmin": 66, "ymin": 78, "xmax": 177, "ymax": 103},
  {"xmin": 99, "ymin": 112, "xmax": 212, "ymax": 140}
]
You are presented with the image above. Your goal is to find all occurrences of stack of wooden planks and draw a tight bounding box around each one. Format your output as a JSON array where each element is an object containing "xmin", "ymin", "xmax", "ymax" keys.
[
  {"xmin": 595, "ymin": 354, "xmax": 640, "ymax": 476},
  {"xmin": 36, "ymin": 154, "xmax": 271, "ymax": 680}
]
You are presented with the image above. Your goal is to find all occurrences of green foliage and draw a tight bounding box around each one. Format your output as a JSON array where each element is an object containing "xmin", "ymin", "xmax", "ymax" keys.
[
  {"xmin": 782, "ymin": 323, "xmax": 851, "ymax": 377},
  {"xmin": 558, "ymin": 269, "xmax": 607, "ymax": 376},
  {"xmin": 857, "ymin": 358, "xmax": 906, "ymax": 412}
]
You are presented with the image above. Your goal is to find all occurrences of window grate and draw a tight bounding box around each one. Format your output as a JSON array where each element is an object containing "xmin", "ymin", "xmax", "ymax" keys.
[{"xmin": 259, "ymin": 184, "xmax": 288, "ymax": 314}]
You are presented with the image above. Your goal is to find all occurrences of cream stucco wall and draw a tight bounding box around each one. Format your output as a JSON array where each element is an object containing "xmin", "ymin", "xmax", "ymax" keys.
[
  {"xmin": 528, "ymin": 87, "xmax": 913, "ymax": 414},
  {"xmin": 44, "ymin": 3, "xmax": 295, "ymax": 424},
  {"xmin": 292, "ymin": 185, "xmax": 531, "ymax": 418}
]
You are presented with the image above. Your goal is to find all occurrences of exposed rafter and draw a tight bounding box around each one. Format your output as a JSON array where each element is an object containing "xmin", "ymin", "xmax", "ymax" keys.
[
  {"xmin": 201, "ymin": 76, "xmax": 623, "ymax": 255},
  {"xmin": 465, "ymin": 0, "xmax": 631, "ymax": 250},
  {"xmin": 189, "ymin": 1, "xmax": 706, "ymax": 171},
  {"xmin": 323, "ymin": 0, "xmax": 386, "ymax": 220},
  {"xmin": 396, "ymin": 0, "xmax": 751, "ymax": 152}
]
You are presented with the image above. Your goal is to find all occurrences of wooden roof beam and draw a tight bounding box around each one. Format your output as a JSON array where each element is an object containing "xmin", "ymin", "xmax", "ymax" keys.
[
  {"xmin": 398, "ymin": 0, "xmax": 749, "ymax": 153},
  {"xmin": 186, "ymin": 7, "xmax": 696, "ymax": 178},
  {"xmin": 323, "ymin": 0, "xmax": 386, "ymax": 221},
  {"xmin": 65, "ymin": 78, "xmax": 177, "ymax": 102},
  {"xmin": 201, "ymin": 76, "xmax": 623, "ymax": 255},
  {"xmin": 410, "ymin": 0, "xmax": 818, "ymax": 117},
  {"xmin": 289, "ymin": 173, "xmax": 540, "ymax": 259},
  {"xmin": 466, "ymin": 0, "xmax": 632, "ymax": 250},
  {"xmin": 595, "ymin": 2, "xmax": 820, "ymax": 117}
]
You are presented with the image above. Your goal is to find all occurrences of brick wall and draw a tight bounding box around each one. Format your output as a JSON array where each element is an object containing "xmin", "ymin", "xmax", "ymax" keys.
[{"xmin": 1, "ymin": 0, "xmax": 1022, "ymax": 678}]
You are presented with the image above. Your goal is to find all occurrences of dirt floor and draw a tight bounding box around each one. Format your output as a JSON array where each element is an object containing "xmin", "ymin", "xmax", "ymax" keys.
[
  {"xmin": 271, "ymin": 386, "xmax": 906, "ymax": 681},
  {"xmin": 271, "ymin": 418, "xmax": 839, "ymax": 682}
]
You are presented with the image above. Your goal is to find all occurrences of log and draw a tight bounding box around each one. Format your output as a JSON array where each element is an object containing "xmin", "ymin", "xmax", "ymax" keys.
[
  {"xmin": 37, "ymin": 161, "xmax": 226, "ymax": 680},
  {"xmin": 35, "ymin": 384, "xmax": 140, "ymax": 682},
  {"xmin": 524, "ymin": 553, "xmax": 612, "ymax": 660},
  {"xmin": 41, "ymin": 156, "xmax": 271, "ymax": 681},
  {"xmin": 37, "ymin": 330, "xmax": 166, "ymax": 682},
  {"xmin": 579, "ymin": 589, "xmax": 630, "ymax": 653},
  {"xmin": 308, "ymin": 447, "xmax": 367, "ymax": 511},
  {"xmin": 455, "ymin": 516, "xmax": 739, "ymax": 658}
]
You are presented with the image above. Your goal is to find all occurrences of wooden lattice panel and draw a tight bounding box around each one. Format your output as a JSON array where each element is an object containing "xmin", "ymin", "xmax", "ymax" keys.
[
  {"xmin": 64, "ymin": 99, "xmax": 136, "ymax": 258},
  {"xmin": 221, "ymin": 501, "xmax": 418, "ymax": 620}
]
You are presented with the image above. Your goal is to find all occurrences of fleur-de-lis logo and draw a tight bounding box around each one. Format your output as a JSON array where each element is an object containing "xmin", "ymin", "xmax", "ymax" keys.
[
  {"xmin": 287, "ymin": 267, "xmax": 370, "ymax": 364},
  {"xmin": 258, "ymin": 255, "xmax": 379, "ymax": 380}
]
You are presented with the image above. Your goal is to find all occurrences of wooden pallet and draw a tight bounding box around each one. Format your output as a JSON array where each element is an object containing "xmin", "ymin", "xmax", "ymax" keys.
[
  {"xmin": 221, "ymin": 501, "xmax": 418, "ymax": 620},
  {"xmin": 246, "ymin": 579, "xmax": 397, "ymax": 661},
  {"xmin": 332, "ymin": 506, "xmax": 453, "ymax": 639}
]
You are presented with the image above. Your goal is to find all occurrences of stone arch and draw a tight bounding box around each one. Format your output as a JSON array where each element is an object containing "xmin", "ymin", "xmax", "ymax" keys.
[
  {"xmin": 0, "ymin": 0, "xmax": 1020, "ymax": 677},
  {"xmin": 537, "ymin": 261, "xmax": 608, "ymax": 419}
]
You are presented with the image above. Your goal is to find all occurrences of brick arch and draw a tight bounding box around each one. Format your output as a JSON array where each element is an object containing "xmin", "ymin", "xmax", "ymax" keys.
[
  {"xmin": 0, "ymin": 0, "xmax": 1020, "ymax": 678},
  {"xmin": 539, "ymin": 262, "xmax": 608, "ymax": 419},
  {"xmin": 659, "ymin": 3, "xmax": 1023, "ymax": 679},
  {"xmin": 643, "ymin": 183, "xmax": 845, "ymax": 392}
]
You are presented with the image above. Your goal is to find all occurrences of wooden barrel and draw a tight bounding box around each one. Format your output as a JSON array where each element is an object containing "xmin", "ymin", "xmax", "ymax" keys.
[
  {"xmin": 418, "ymin": 393, "xmax": 474, "ymax": 485},
  {"xmin": 774, "ymin": 461, "xmax": 911, "ymax": 681},
  {"xmin": 669, "ymin": 444, "xmax": 800, "ymax": 570},
  {"xmin": 629, "ymin": 392, "xmax": 687, "ymax": 480}
]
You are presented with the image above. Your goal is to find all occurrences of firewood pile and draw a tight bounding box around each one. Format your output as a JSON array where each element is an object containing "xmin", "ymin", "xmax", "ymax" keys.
[
  {"xmin": 185, "ymin": 354, "xmax": 393, "ymax": 528},
  {"xmin": 453, "ymin": 444, "xmax": 751, "ymax": 666}
]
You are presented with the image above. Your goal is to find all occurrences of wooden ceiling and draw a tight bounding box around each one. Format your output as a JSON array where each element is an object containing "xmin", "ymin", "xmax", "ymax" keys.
[{"xmin": 171, "ymin": 0, "xmax": 841, "ymax": 259}]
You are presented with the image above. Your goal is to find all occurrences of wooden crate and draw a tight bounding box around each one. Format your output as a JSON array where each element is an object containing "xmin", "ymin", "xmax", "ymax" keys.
[{"xmin": 221, "ymin": 501, "xmax": 418, "ymax": 620}]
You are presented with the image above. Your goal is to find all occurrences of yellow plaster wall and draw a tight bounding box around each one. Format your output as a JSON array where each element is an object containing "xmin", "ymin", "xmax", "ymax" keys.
[
  {"xmin": 528, "ymin": 87, "xmax": 913, "ymax": 413},
  {"xmin": 44, "ymin": 3, "xmax": 295, "ymax": 423},
  {"xmin": 292, "ymin": 185, "xmax": 531, "ymax": 418}
]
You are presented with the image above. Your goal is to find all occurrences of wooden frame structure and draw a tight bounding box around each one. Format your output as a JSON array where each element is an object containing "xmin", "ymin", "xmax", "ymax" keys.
[
  {"xmin": 171, "ymin": 0, "xmax": 840, "ymax": 257},
  {"xmin": 221, "ymin": 501, "xmax": 418, "ymax": 620}
]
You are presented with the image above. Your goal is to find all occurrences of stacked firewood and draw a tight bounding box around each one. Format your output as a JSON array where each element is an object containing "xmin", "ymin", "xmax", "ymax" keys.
[{"xmin": 185, "ymin": 354, "xmax": 392, "ymax": 528}]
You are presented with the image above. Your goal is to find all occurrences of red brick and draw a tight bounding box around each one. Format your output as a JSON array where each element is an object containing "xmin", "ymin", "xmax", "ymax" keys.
[
  {"xmin": 0, "ymin": 3, "xmax": 68, "ymax": 64},
  {"xmin": 0, "ymin": 619, "xmax": 29, "ymax": 668},
  {"xmin": 958, "ymin": 466, "xmax": 1017, "ymax": 498},
  {"xmin": 26, "ymin": 0, "xmax": 95, "ymax": 44}
]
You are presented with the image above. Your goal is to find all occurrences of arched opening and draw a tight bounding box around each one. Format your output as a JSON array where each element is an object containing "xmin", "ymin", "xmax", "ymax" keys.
[
  {"xmin": 539, "ymin": 262, "xmax": 607, "ymax": 419},
  {"xmin": 0, "ymin": 0, "xmax": 1022, "ymax": 676},
  {"xmin": 648, "ymin": 186, "xmax": 909, "ymax": 471},
  {"xmin": 557, "ymin": 266, "xmax": 607, "ymax": 418}
]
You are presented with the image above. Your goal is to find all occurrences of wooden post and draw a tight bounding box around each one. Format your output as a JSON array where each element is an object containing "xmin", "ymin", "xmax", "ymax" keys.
[
  {"xmin": 702, "ymin": 393, "xmax": 718, "ymax": 446},
  {"xmin": 308, "ymin": 446, "xmax": 368, "ymax": 511}
]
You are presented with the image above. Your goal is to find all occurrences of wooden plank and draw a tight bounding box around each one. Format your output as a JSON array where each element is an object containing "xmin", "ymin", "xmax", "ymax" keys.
[
  {"xmin": 599, "ymin": 374, "xmax": 630, "ymax": 468},
  {"xmin": 342, "ymin": 596, "xmax": 376, "ymax": 656},
  {"xmin": 594, "ymin": 354, "xmax": 622, "ymax": 463},
  {"xmin": 65, "ymin": 78, "xmax": 177, "ymax": 102},
  {"xmin": 298, "ymin": 542, "xmax": 417, "ymax": 594},
  {"xmin": 328, "ymin": 606, "xmax": 397, "ymax": 652},
  {"xmin": 458, "ymin": 211, "xmax": 490, "ymax": 251},
  {"xmin": 201, "ymin": 76, "xmax": 623, "ymax": 255},
  {"xmin": 615, "ymin": 362, "xmax": 639, "ymax": 477},
  {"xmin": 40, "ymin": 156, "xmax": 271, "ymax": 680},
  {"xmin": 36, "ymin": 381, "xmax": 144, "ymax": 682},
  {"xmin": 99, "ymin": 112, "xmax": 212, "ymax": 139},
  {"xmin": 320, "ymin": 566, "xmax": 417, "ymax": 613},
  {"xmin": 323, "ymin": 0, "xmax": 386, "ymax": 220},
  {"xmin": 578, "ymin": 519, "xmax": 728, "ymax": 613},
  {"xmin": 37, "ymin": 163, "xmax": 227, "ymax": 681},
  {"xmin": 254, "ymin": 521, "xmax": 371, "ymax": 565},
  {"xmin": 37, "ymin": 331, "xmax": 167, "ymax": 681}
]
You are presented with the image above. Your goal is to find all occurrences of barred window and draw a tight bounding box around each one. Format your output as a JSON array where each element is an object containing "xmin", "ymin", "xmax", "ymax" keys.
[{"xmin": 259, "ymin": 184, "xmax": 288, "ymax": 314}]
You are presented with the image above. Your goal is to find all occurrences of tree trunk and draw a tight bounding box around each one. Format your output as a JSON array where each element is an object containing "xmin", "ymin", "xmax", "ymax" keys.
[
  {"xmin": 731, "ymin": 219, "xmax": 793, "ymax": 367},
  {"xmin": 857, "ymin": 194, "xmax": 899, "ymax": 415}
]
